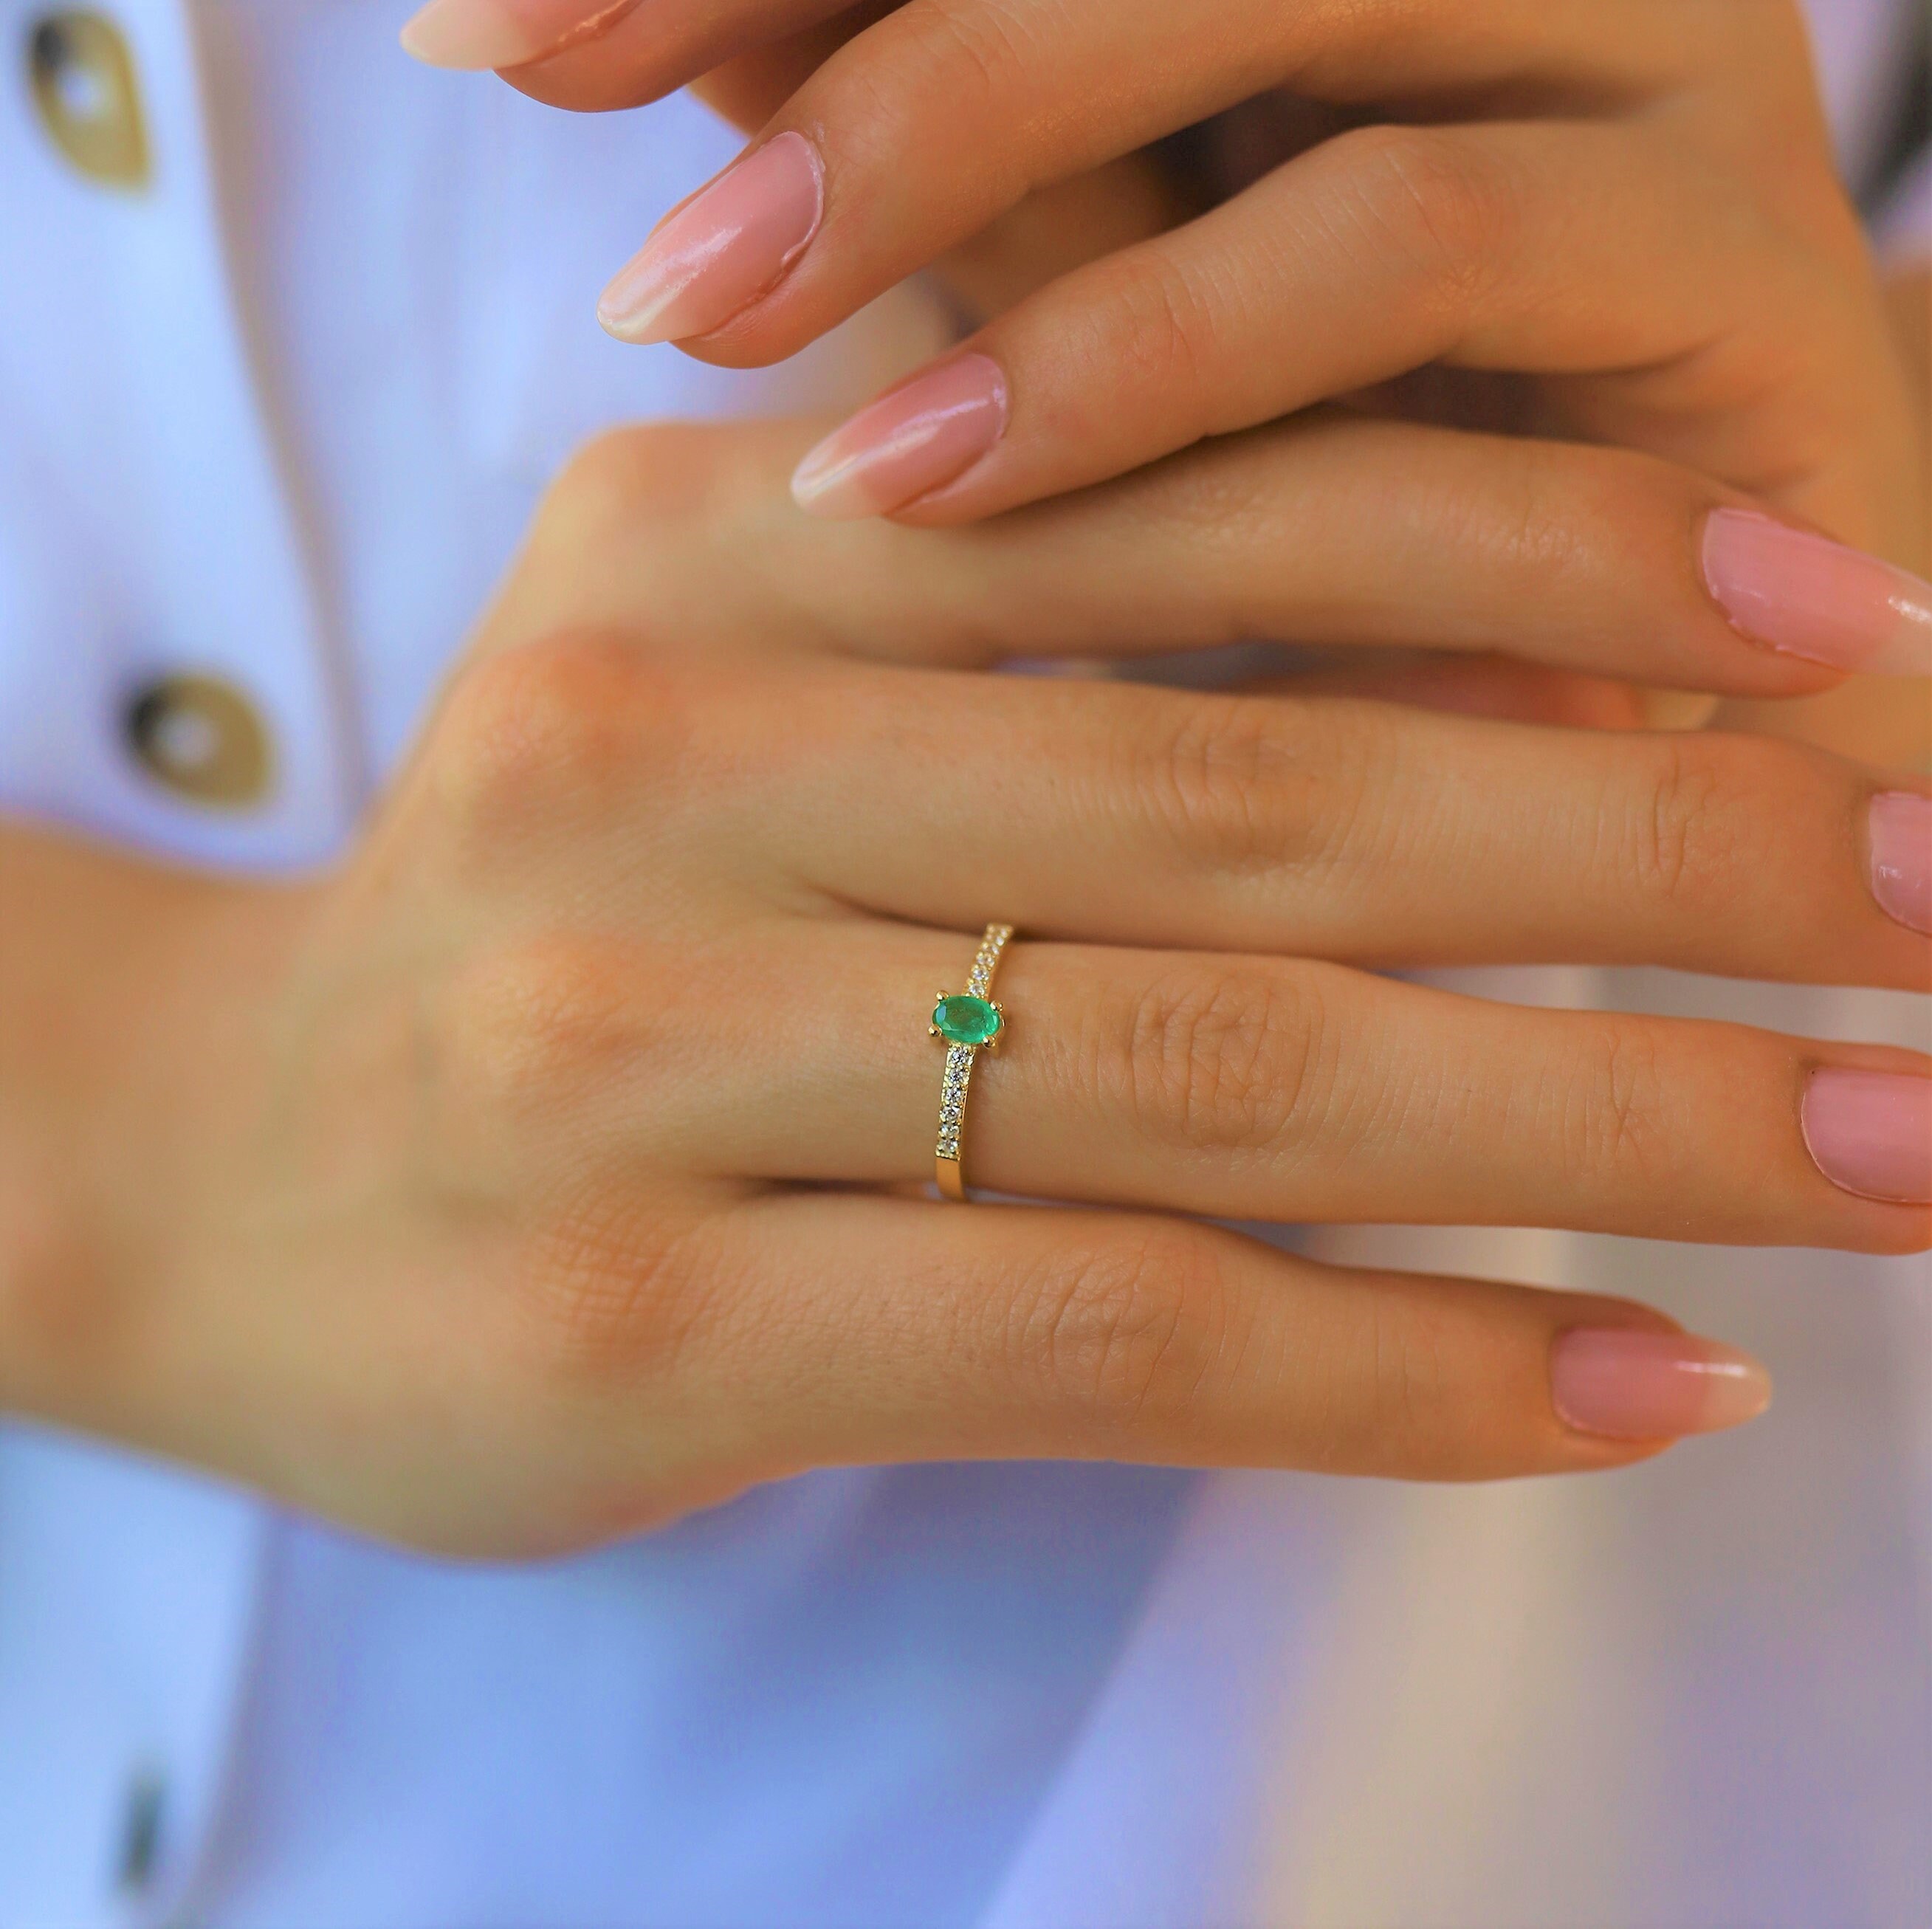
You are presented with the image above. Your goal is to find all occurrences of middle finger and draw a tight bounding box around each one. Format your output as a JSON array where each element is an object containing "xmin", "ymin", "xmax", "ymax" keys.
[{"xmin": 707, "ymin": 664, "xmax": 1932, "ymax": 985}]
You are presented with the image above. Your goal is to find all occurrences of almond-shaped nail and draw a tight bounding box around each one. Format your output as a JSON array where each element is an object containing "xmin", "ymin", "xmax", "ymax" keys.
[
  {"xmin": 791, "ymin": 354, "xmax": 1009, "ymax": 520},
  {"xmin": 597, "ymin": 134, "xmax": 823, "ymax": 348},
  {"xmin": 1869, "ymin": 792, "xmax": 1932, "ymax": 935},
  {"xmin": 1551, "ymin": 1329, "xmax": 1772, "ymax": 1440},
  {"xmin": 1802, "ymin": 1068, "xmax": 1932, "ymax": 1203},
  {"xmin": 400, "ymin": 0, "xmax": 630, "ymax": 71},
  {"xmin": 1700, "ymin": 508, "xmax": 1932, "ymax": 675}
]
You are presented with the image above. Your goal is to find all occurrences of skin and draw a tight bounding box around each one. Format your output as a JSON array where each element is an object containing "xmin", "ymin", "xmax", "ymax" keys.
[
  {"xmin": 499, "ymin": 0, "xmax": 1931, "ymax": 756},
  {"xmin": 508, "ymin": 4, "xmax": 1918, "ymax": 530},
  {"xmin": 1, "ymin": 419, "xmax": 1925, "ymax": 1558},
  {"xmin": 3, "ymin": 5, "xmax": 1925, "ymax": 1558}
]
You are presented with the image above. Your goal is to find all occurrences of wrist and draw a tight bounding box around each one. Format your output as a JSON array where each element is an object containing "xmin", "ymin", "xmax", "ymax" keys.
[{"xmin": 0, "ymin": 831, "xmax": 317, "ymax": 1433}]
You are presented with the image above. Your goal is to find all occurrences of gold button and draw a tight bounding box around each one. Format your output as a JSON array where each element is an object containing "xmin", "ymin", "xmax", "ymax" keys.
[
  {"xmin": 124, "ymin": 675, "xmax": 273, "ymax": 810},
  {"xmin": 28, "ymin": 12, "xmax": 150, "ymax": 190}
]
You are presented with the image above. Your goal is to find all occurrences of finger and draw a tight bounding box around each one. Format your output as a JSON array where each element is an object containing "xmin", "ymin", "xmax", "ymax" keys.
[
  {"xmin": 489, "ymin": 417, "xmax": 1932, "ymax": 695},
  {"xmin": 667, "ymin": 926, "xmax": 1931, "ymax": 1249},
  {"xmin": 647, "ymin": 650, "xmax": 1929, "ymax": 986},
  {"xmin": 686, "ymin": 6, "xmax": 887, "ymax": 131},
  {"xmin": 441, "ymin": 616, "xmax": 1931, "ymax": 984},
  {"xmin": 686, "ymin": 18, "xmax": 1201, "ymax": 323},
  {"xmin": 490, "ymin": 0, "xmax": 1742, "ymax": 132},
  {"xmin": 402, "ymin": 0, "xmax": 858, "ymax": 89},
  {"xmin": 573, "ymin": 0, "xmax": 1804, "ymax": 352},
  {"xmin": 1227, "ymin": 653, "xmax": 1661, "ymax": 732},
  {"xmin": 626, "ymin": 1192, "xmax": 1770, "ymax": 1482},
  {"xmin": 1232, "ymin": 657, "xmax": 1725, "ymax": 732},
  {"xmin": 774, "ymin": 120, "xmax": 1872, "ymax": 525}
]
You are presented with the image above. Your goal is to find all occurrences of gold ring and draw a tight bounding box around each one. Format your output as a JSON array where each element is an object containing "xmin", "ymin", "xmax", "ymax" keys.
[{"xmin": 929, "ymin": 923, "xmax": 1014, "ymax": 1202}]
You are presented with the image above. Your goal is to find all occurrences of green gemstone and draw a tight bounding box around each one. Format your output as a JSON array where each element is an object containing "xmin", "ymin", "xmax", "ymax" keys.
[{"xmin": 933, "ymin": 994, "xmax": 1003, "ymax": 1047}]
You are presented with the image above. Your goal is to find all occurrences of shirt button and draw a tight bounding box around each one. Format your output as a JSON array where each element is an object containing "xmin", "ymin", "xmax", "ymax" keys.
[
  {"xmin": 27, "ymin": 10, "xmax": 150, "ymax": 189},
  {"xmin": 124, "ymin": 674, "xmax": 275, "ymax": 810},
  {"xmin": 114, "ymin": 1767, "xmax": 166, "ymax": 1896}
]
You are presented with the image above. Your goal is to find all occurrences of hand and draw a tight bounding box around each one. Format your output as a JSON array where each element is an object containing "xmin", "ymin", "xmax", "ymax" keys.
[
  {"xmin": 400, "ymin": 0, "xmax": 1928, "ymax": 603},
  {"xmin": 8, "ymin": 419, "xmax": 1927, "ymax": 1557}
]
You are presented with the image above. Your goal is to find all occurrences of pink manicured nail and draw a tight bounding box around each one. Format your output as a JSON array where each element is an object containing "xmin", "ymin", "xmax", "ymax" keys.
[
  {"xmin": 1802, "ymin": 1068, "xmax": 1932, "ymax": 1203},
  {"xmin": 1869, "ymin": 793, "xmax": 1932, "ymax": 935},
  {"xmin": 597, "ymin": 134, "xmax": 824, "ymax": 347},
  {"xmin": 399, "ymin": 0, "xmax": 632, "ymax": 70},
  {"xmin": 791, "ymin": 354, "xmax": 1009, "ymax": 520},
  {"xmin": 1550, "ymin": 1329, "xmax": 1772, "ymax": 1440},
  {"xmin": 1700, "ymin": 508, "xmax": 1932, "ymax": 675}
]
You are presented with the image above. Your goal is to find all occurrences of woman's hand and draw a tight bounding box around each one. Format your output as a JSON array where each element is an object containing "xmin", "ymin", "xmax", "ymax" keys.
[
  {"xmin": 400, "ymin": 0, "xmax": 1928, "ymax": 608},
  {"xmin": 7, "ymin": 418, "xmax": 1927, "ymax": 1557}
]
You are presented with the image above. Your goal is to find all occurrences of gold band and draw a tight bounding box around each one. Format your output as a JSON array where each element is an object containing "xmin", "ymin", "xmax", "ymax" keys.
[{"xmin": 931, "ymin": 924, "xmax": 1014, "ymax": 1203}]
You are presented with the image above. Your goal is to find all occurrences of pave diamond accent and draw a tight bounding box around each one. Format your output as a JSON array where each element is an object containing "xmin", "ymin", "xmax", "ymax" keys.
[{"xmin": 966, "ymin": 924, "xmax": 1012, "ymax": 997}]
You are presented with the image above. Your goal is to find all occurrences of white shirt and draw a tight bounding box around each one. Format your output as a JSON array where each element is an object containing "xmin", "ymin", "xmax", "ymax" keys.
[{"xmin": 0, "ymin": 1, "xmax": 1925, "ymax": 1924}]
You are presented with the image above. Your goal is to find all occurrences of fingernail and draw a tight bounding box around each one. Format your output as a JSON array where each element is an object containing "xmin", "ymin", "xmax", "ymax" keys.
[
  {"xmin": 791, "ymin": 354, "xmax": 1009, "ymax": 519},
  {"xmin": 1801, "ymin": 1068, "xmax": 1932, "ymax": 1203},
  {"xmin": 597, "ymin": 134, "xmax": 823, "ymax": 347},
  {"xmin": 1869, "ymin": 792, "xmax": 1932, "ymax": 935},
  {"xmin": 399, "ymin": 0, "xmax": 630, "ymax": 70},
  {"xmin": 1550, "ymin": 1329, "xmax": 1772, "ymax": 1440},
  {"xmin": 1700, "ymin": 508, "xmax": 1932, "ymax": 675}
]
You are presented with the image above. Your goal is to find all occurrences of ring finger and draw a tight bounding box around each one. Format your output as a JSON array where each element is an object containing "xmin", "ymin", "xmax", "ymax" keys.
[{"xmin": 670, "ymin": 924, "xmax": 1930, "ymax": 1248}]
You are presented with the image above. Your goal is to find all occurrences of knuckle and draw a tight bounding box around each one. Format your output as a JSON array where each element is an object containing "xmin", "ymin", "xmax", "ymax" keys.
[
  {"xmin": 1562, "ymin": 1017, "xmax": 1676, "ymax": 1185},
  {"xmin": 441, "ymin": 935, "xmax": 655, "ymax": 1123},
  {"xmin": 1506, "ymin": 443, "xmax": 1710, "ymax": 624},
  {"xmin": 829, "ymin": 1, "xmax": 1039, "ymax": 197},
  {"xmin": 543, "ymin": 424, "xmax": 725, "ymax": 543},
  {"xmin": 1331, "ymin": 123, "xmax": 1519, "ymax": 309},
  {"xmin": 1082, "ymin": 251, "xmax": 1225, "ymax": 414},
  {"xmin": 896, "ymin": 0, "xmax": 1035, "ymax": 106},
  {"xmin": 517, "ymin": 1186, "xmax": 723, "ymax": 1389},
  {"xmin": 1104, "ymin": 962, "xmax": 1334, "ymax": 1156},
  {"xmin": 1473, "ymin": 437, "xmax": 1605, "ymax": 580},
  {"xmin": 1614, "ymin": 733, "xmax": 1778, "ymax": 912},
  {"xmin": 1625, "ymin": 735, "xmax": 1722, "ymax": 904},
  {"xmin": 1125, "ymin": 692, "xmax": 1391, "ymax": 897},
  {"xmin": 1014, "ymin": 1227, "xmax": 1236, "ymax": 1434},
  {"xmin": 520, "ymin": 426, "xmax": 757, "ymax": 613},
  {"xmin": 1134, "ymin": 695, "xmax": 1298, "ymax": 870},
  {"xmin": 434, "ymin": 636, "xmax": 702, "ymax": 847},
  {"xmin": 1355, "ymin": 1297, "xmax": 1461, "ymax": 1465}
]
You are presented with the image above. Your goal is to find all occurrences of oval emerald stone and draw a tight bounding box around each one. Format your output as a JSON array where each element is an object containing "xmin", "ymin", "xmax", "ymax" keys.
[{"xmin": 933, "ymin": 994, "xmax": 1003, "ymax": 1046}]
